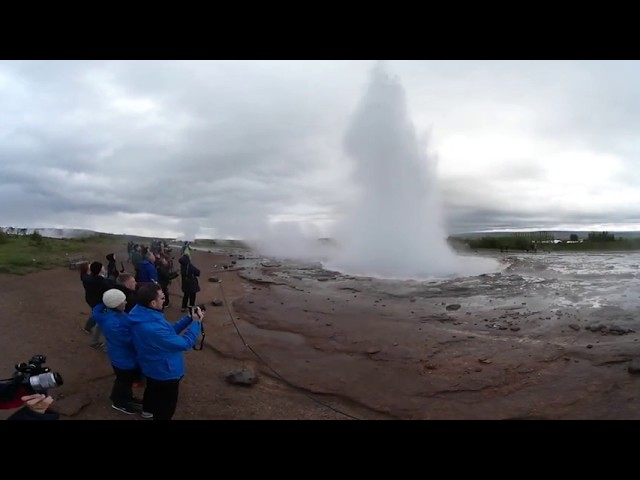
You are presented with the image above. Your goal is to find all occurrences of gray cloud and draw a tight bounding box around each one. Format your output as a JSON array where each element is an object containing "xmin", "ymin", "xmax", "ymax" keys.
[{"xmin": 2, "ymin": 60, "xmax": 640, "ymax": 243}]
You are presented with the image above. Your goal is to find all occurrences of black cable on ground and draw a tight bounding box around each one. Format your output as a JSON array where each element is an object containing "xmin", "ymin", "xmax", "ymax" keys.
[{"xmin": 216, "ymin": 280, "xmax": 361, "ymax": 420}]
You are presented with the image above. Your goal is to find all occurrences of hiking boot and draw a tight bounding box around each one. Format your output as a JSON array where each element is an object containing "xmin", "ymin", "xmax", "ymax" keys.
[
  {"xmin": 90, "ymin": 342, "xmax": 104, "ymax": 349},
  {"xmin": 112, "ymin": 404, "xmax": 137, "ymax": 415}
]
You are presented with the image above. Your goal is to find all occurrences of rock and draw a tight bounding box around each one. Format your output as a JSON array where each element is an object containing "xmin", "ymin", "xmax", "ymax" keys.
[
  {"xmin": 54, "ymin": 392, "xmax": 91, "ymax": 417},
  {"xmin": 366, "ymin": 346, "xmax": 381, "ymax": 354},
  {"xmin": 225, "ymin": 369, "xmax": 258, "ymax": 386},
  {"xmin": 211, "ymin": 299, "xmax": 223, "ymax": 307},
  {"xmin": 569, "ymin": 324, "xmax": 580, "ymax": 331},
  {"xmin": 628, "ymin": 360, "xmax": 640, "ymax": 374},
  {"xmin": 208, "ymin": 277, "xmax": 219, "ymax": 282},
  {"xmin": 446, "ymin": 304, "xmax": 461, "ymax": 311},
  {"xmin": 609, "ymin": 326, "xmax": 634, "ymax": 335}
]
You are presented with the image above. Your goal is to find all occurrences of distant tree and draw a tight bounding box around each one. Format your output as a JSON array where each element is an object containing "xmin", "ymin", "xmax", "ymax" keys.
[
  {"xmin": 29, "ymin": 231, "xmax": 44, "ymax": 245},
  {"xmin": 569, "ymin": 234, "xmax": 579, "ymax": 241},
  {"xmin": 514, "ymin": 238, "xmax": 530, "ymax": 251},
  {"xmin": 587, "ymin": 231, "xmax": 615, "ymax": 242},
  {"xmin": 17, "ymin": 228, "xmax": 28, "ymax": 236},
  {"xmin": 6, "ymin": 226, "xmax": 15, "ymax": 235}
]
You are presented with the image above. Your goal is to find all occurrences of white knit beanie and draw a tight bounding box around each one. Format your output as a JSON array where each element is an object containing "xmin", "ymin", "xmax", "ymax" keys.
[{"xmin": 103, "ymin": 289, "xmax": 126, "ymax": 309}]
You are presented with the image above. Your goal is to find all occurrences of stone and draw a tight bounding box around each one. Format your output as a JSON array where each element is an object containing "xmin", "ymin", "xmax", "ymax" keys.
[
  {"xmin": 225, "ymin": 369, "xmax": 258, "ymax": 386},
  {"xmin": 628, "ymin": 360, "xmax": 640, "ymax": 374},
  {"xmin": 53, "ymin": 392, "xmax": 91, "ymax": 417}
]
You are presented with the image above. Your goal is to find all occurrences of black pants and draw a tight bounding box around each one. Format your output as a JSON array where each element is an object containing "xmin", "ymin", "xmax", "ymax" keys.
[
  {"xmin": 143, "ymin": 376, "xmax": 181, "ymax": 420},
  {"xmin": 160, "ymin": 284, "xmax": 170, "ymax": 307},
  {"xmin": 111, "ymin": 365, "xmax": 142, "ymax": 407},
  {"xmin": 181, "ymin": 292, "xmax": 196, "ymax": 309}
]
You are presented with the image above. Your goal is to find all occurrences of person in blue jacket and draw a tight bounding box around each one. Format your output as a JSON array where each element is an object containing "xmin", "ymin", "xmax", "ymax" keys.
[
  {"xmin": 128, "ymin": 283, "xmax": 204, "ymax": 420},
  {"xmin": 135, "ymin": 251, "xmax": 158, "ymax": 284},
  {"xmin": 93, "ymin": 289, "xmax": 143, "ymax": 416}
]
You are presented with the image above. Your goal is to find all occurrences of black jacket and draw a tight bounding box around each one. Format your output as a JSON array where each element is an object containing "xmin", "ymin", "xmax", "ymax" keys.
[
  {"xmin": 114, "ymin": 284, "xmax": 137, "ymax": 313},
  {"xmin": 106, "ymin": 253, "xmax": 119, "ymax": 281},
  {"xmin": 178, "ymin": 255, "xmax": 200, "ymax": 294},
  {"xmin": 82, "ymin": 274, "xmax": 113, "ymax": 307}
]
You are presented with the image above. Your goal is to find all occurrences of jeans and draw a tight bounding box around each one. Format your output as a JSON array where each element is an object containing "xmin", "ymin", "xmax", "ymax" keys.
[
  {"xmin": 181, "ymin": 292, "xmax": 196, "ymax": 309},
  {"xmin": 84, "ymin": 317, "xmax": 103, "ymax": 346},
  {"xmin": 111, "ymin": 365, "xmax": 142, "ymax": 407},
  {"xmin": 84, "ymin": 316, "xmax": 96, "ymax": 330},
  {"xmin": 91, "ymin": 325, "xmax": 103, "ymax": 346}
]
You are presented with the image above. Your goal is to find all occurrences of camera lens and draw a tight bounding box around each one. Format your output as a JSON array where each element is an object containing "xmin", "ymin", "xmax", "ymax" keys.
[{"xmin": 28, "ymin": 372, "xmax": 63, "ymax": 392}]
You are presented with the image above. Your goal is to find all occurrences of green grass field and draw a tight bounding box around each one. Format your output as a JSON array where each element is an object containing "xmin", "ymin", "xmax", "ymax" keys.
[
  {"xmin": 190, "ymin": 238, "xmax": 249, "ymax": 249},
  {"xmin": 0, "ymin": 231, "xmax": 250, "ymax": 275},
  {"xmin": 0, "ymin": 233, "xmax": 103, "ymax": 275}
]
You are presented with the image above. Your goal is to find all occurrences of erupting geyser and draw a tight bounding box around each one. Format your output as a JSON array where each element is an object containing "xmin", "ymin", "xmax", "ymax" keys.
[{"xmin": 327, "ymin": 62, "xmax": 497, "ymax": 279}]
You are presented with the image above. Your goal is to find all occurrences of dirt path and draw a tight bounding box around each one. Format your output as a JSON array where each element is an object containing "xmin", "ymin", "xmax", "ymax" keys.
[{"xmin": 0, "ymin": 244, "xmax": 373, "ymax": 420}]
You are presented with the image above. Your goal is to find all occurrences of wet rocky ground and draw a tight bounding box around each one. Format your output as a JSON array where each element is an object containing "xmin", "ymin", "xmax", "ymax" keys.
[{"xmin": 208, "ymin": 251, "xmax": 640, "ymax": 419}]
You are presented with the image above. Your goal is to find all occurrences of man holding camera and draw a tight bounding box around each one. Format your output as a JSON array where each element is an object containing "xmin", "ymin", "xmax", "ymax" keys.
[
  {"xmin": 4, "ymin": 394, "xmax": 59, "ymax": 420},
  {"xmin": 128, "ymin": 283, "xmax": 204, "ymax": 420}
]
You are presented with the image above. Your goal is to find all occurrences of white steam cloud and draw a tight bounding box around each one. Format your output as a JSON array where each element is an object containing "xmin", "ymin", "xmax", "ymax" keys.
[
  {"xmin": 325, "ymin": 62, "xmax": 499, "ymax": 279},
  {"xmin": 247, "ymin": 62, "xmax": 500, "ymax": 279}
]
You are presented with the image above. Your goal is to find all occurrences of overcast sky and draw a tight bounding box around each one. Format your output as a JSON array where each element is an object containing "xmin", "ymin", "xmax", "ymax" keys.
[{"xmin": 2, "ymin": 60, "xmax": 640, "ymax": 241}]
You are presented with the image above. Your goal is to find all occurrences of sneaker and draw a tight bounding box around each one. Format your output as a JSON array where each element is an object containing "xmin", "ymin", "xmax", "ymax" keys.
[
  {"xmin": 112, "ymin": 404, "xmax": 137, "ymax": 415},
  {"xmin": 140, "ymin": 411, "xmax": 153, "ymax": 419},
  {"xmin": 80, "ymin": 327, "xmax": 92, "ymax": 335}
]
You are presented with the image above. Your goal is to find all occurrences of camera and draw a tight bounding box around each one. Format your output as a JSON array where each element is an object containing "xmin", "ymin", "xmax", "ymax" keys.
[
  {"xmin": 15, "ymin": 355, "xmax": 63, "ymax": 394},
  {"xmin": 187, "ymin": 304, "xmax": 206, "ymax": 315},
  {"xmin": 0, "ymin": 355, "xmax": 63, "ymax": 407}
]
